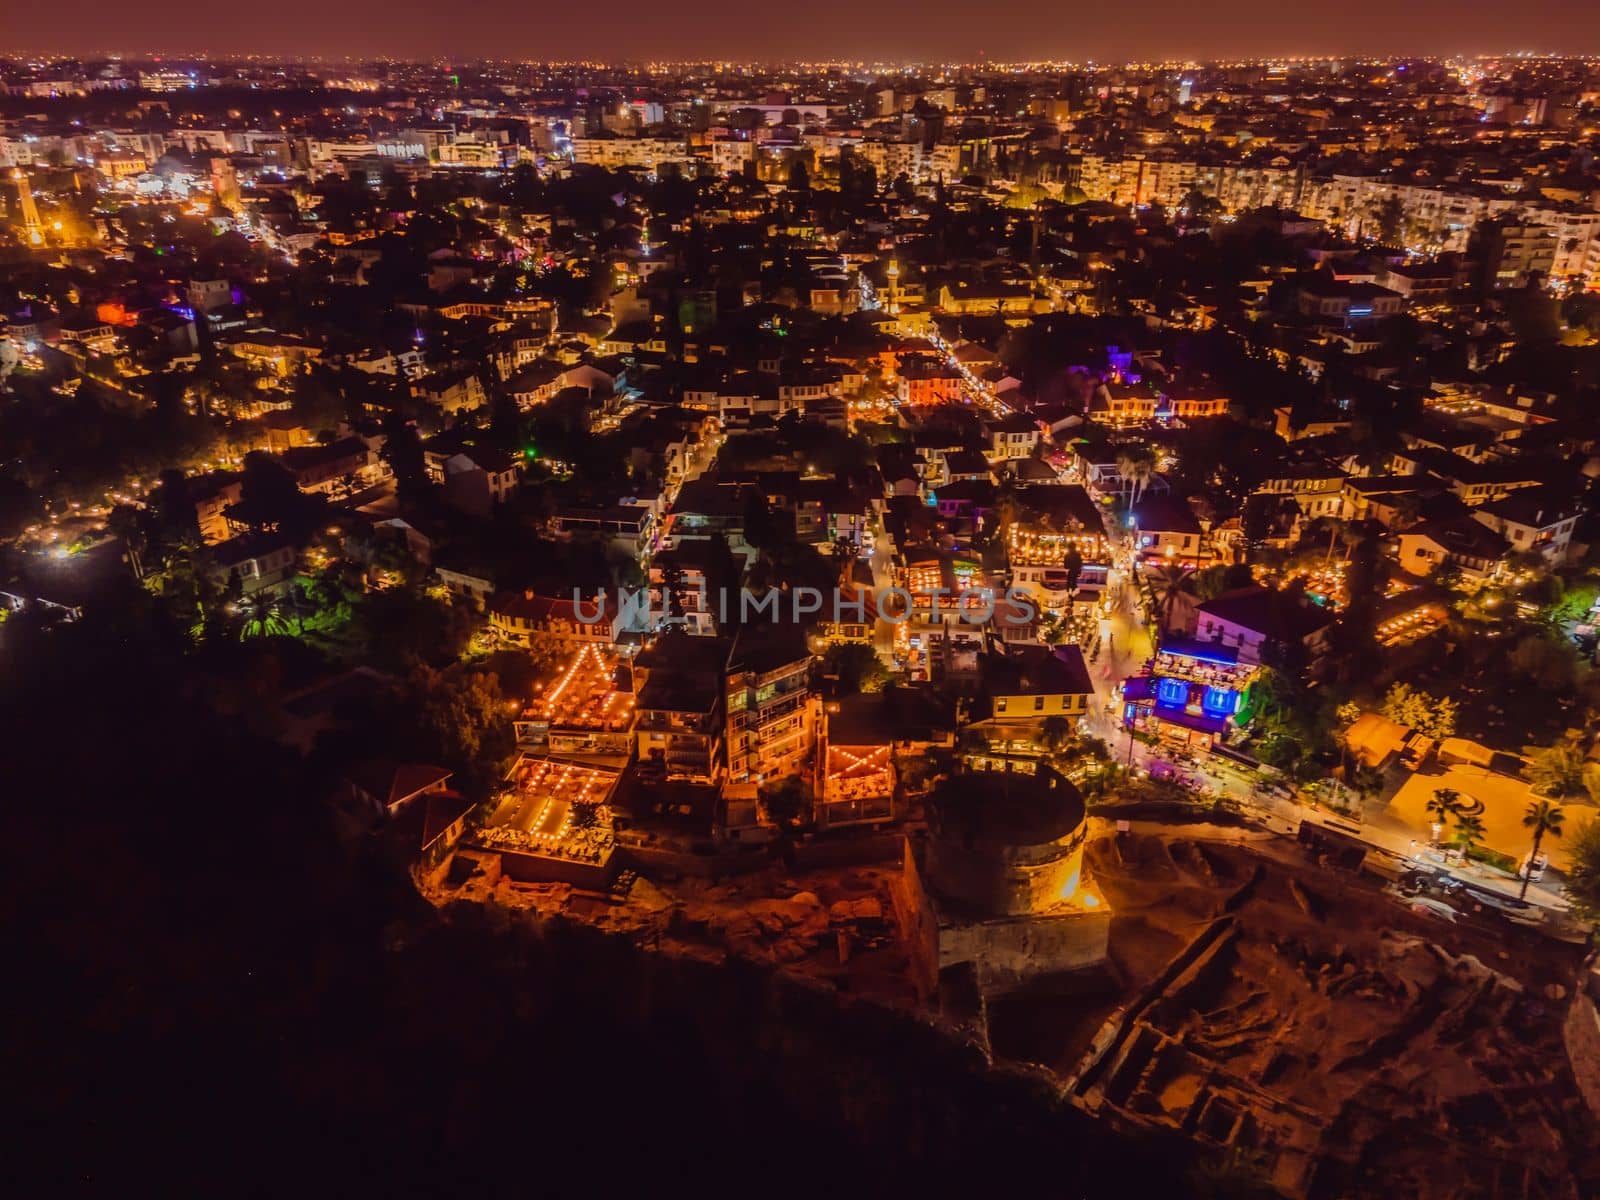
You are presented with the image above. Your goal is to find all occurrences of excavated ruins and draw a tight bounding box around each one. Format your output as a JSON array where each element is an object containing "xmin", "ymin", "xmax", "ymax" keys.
[
  {"xmin": 992, "ymin": 831, "xmax": 1599, "ymax": 1199},
  {"xmin": 435, "ymin": 823, "xmax": 1600, "ymax": 1197}
]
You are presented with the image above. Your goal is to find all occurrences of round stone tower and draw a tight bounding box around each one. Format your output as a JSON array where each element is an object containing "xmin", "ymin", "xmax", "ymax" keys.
[{"xmin": 924, "ymin": 763, "xmax": 1088, "ymax": 916}]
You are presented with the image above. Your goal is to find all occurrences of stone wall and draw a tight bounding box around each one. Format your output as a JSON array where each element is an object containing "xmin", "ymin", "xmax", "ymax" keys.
[
  {"xmin": 891, "ymin": 837, "xmax": 942, "ymax": 1002},
  {"xmin": 1564, "ymin": 979, "xmax": 1600, "ymax": 1120},
  {"xmin": 497, "ymin": 847, "xmax": 614, "ymax": 889},
  {"xmin": 937, "ymin": 907, "xmax": 1112, "ymax": 992}
]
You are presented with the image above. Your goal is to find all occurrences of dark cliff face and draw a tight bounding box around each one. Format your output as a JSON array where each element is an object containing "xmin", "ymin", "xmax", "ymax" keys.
[
  {"xmin": 4, "ymin": 621, "xmax": 1193, "ymax": 1197},
  {"xmin": 14, "ymin": 847, "xmax": 1191, "ymax": 1196}
]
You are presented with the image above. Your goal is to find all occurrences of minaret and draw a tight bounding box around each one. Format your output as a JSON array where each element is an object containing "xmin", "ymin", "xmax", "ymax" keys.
[
  {"xmin": 885, "ymin": 258, "xmax": 901, "ymax": 315},
  {"xmin": 12, "ymin": 170, "xmax": 43, "ymax": 246}
]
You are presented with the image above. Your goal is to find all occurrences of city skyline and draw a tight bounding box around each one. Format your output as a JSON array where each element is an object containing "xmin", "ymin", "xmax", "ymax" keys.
[
  {"xmin": 9, "ymin": 0, "xmax": 1600, "ymax": 64},
  {"xmin": 6, "ymin": 45, "xmax": 1600, "ymax": 1200}
]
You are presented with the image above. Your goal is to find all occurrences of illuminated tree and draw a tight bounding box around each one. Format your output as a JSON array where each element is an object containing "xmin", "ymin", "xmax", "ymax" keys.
[
  {"xmin": 1036, "ymin": 715, "xmax": 1075, "ymax": 761},
  {"xmin": 1451, "ymin": 812, "xmax": 1486, "ymax": 862},
  {"xmin": 238, "ymin": 590, "xmax": 291, "ymax": 640},
  {"xmin": 1115, "ymin": 444, "xmax": 1156, "ymax": 506},
  {"xmin": 823, "ymin": 643, "xmax": 889, "ymax": 694},
  {"xmin": 1524, "ymin": 739, "xmax": 1586, "ymax": 799},
  {"xmin": 1372, "ymin": 195, "xmax": 1404, "ymax": 246},
  {"xmin": 1381, "ymin": 682, "xmax": 1456, "ymax": 740},
  {"xmin": 1564, "ymin": 817, "xmax": 1600, "ymax": 921},
  {"xmin": 1425, "ymin": 787, "xmax": 1463, "ymax": 837},
  {"xmin": 1147, "ymin": 564, "xmax": 1194, "ymax": 632}
]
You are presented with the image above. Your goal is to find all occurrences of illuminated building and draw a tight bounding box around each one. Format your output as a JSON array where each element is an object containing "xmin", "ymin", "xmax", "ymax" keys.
[
  {"xmin": 895, "ymin": 359, "xmax": 964, "ymax": 406},
  {"xmin": 816, "ymin": 717, "xmax": 896, "ymax": 827},
  {"xmin": 1473, "ymin": 219, "xmax": 1558, "ymax": 291},
  {"xmin": 343, "ymin": 762, "xmax": 472, "ymax": 870},
  {"xmin": 218, "ymin": 330, "xmax": 323, "ymax": 377},
  {"xmin": 1470, "ymin": 488, "xmax": 1579, "ymax": 565},
  {"xmin": 633, "ymin": 632, "xmax": 727, "ymax": 785},
  {"xmin": 475, "ymin": 754, "xmax": 620, "ymax": 887},
  {"xmin": 176, "ymin": 470, "xmax": 244, "ymax": 545},
  {"xmin": 1120, "ymin": 637, "xmax": 1254, "ymax": 749},
  {"xmin": 1395, "ymin": 517, "xmax": 1509, "ymax": 585},
  {"xmin": 934, "ymin": 280, "xmax": 1035, "ymax": 316},
  {"xmin": 724, "ymin": 628, "xmax": 817, "ymax": 783},
  {"xmin": 1186, "ymin": 586, "xmax": 1334, "ymax": 670},
  {"xmin": 11, "ymin": 169, "xmax": 43, "ymax": 246},
  {"xmin": 489, "ymin": 589, "xmax": 626, "ymax": 647},
  {"xmin": 1129, "ymin": 495, "xmax": 1210, "ymax": 566},
  {"xmin": 1007, "ymin": 485, "xmax": 1112, "ymax": 609},
  {"xmin": 649, "ymin": 540, "xmax": 723, "ymax": 636},
  {"xmin": 515, "ymin": 644, "xmax": 636, "ymax": 757},
  {"xmin": 974, "ymin": 644, "xmax": 1097, "ymax": 755},
  {"xmin": 1097, "ymin": 381, "xmax": 1160, "ymax": 424}
]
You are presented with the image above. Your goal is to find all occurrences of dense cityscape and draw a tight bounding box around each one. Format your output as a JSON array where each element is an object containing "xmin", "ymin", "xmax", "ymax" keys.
[{"xmin": 8, "ymin": 50, "xmax": 1600, "ymax": 1198}]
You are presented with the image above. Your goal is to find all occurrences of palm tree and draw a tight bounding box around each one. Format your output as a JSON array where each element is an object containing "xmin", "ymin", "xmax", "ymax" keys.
[
  {"xmin": 1452, "ymin": 812, "xmax": 1487, "ymax": 863},
  {"xmin": 238, "ymin": 590, "xmax": 291, "ymax": 639},
  {"xmin": 107, "ymin": 504, "xmax": 147, "ymax": 582},
  {"xmin": 1519, "ymin": 799, "xmax": 1565, "ymax": 901},
  {"xmin": 758, "ymin": 777, "xmax": 811, "ymax": 843},
  {"xmin": 1147, "ymin": 564, "xmax": 1195, "ymax": 633},
  {"xmin": 1116, "ymin": 445, "xmax": 1156, "ymax": 507},
  {"xmin": 1426, "ymin": 787, "xmax": 1463, "ymax": 841},
  {"xmin": 1318, "ymin": 517, "xmax": 1346, "ymax": 565},
  {"xmin": 281, "ymin": 582, "xmax": 315, "ymax": 633},
  {"xmin": 1063, "ymin": 545, "xmax": 1084, "ymax": 617},
  {"xmin": 1337, "ymin": 522, "xmax": 1367, "ymax": 564},
  {"xmin": 1037, "ymin": 715, "xmax": 1074, "ymax": 760}
]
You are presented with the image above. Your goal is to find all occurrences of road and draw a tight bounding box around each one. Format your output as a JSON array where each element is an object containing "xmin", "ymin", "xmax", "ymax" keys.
[
  {"xmin": 1074, "ymin": 501, "xmax": 1579, "ymax": 923},
  {"xmin": 858, "ymin": 269, "xmax": 1584, "ymax": 930}
]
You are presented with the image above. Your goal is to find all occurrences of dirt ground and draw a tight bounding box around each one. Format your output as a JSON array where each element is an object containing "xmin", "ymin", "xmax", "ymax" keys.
[
  {"xmin": 989, "ymin": 831, "xmax": 1600, "ymax": 1199},
  {"xmin": 442, "ymin": 857, "xmax": 924, "ymax": 1005}
]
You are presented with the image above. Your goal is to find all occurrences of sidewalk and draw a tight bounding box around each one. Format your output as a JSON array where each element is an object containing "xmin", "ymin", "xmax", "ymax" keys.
[{"xmin": 1063, "ymin": 497, "xmax": 1581, "ymax": 929}]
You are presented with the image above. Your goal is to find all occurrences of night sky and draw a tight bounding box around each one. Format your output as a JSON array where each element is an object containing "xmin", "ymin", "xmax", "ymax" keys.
[{"xmin": 10, "ymin": 0, "xmax": 1600, "ymax": 63}]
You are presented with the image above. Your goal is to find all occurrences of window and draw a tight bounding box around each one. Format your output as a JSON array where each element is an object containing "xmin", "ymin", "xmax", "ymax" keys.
[
  {"xmin": 995, "ymin": 698, "xmax": 1008, "ymax": 713},
  {"xmin": 1034, "ymin": 696, "xmax": 1045, "ymax": 711}
]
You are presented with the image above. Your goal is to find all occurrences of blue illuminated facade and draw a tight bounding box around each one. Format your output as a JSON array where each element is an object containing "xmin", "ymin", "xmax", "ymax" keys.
[
  {"xmin": 1120, "ymin": 637, "xmax": 1254, "ymax": 746},
  {"xmin": 1157, "ymin": 676, "xmax": 1190, "ymax": 707}
]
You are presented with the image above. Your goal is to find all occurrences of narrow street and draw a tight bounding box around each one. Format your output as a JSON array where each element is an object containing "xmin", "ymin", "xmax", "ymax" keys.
[{"xmin": 1074, "ymin": 506, "xmax": 1577, "ymax": 920}]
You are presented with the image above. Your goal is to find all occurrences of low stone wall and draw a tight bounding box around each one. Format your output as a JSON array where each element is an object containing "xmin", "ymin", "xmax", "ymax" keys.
[
  {"xmin": 498, "ymin": 847, "xmax": 615, "ymax": 889},
  {"xmin": 614, "ymin": 840, "xmax": 770, "ymax": 878},
  {"xmin": 794, "ymin": 830, "xmax": 904, "ymax": 871},
  {"xmin": 1564, "ymin": 980, "xmax": 1600, "ymax": 1120}
]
